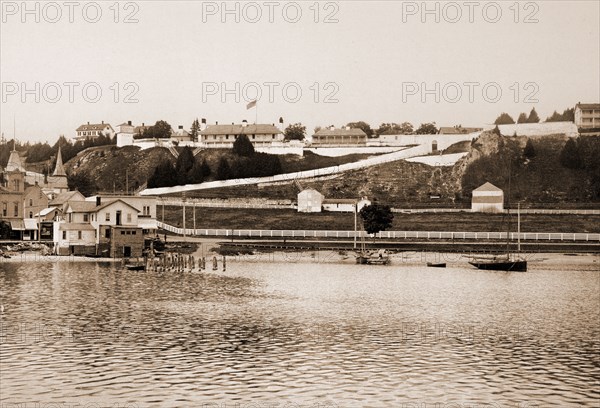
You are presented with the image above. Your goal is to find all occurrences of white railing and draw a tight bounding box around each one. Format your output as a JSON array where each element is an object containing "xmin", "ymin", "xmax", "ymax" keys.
[{"xmin": 156, "ymin": 222, "xmax": 600, "ymax": 242}]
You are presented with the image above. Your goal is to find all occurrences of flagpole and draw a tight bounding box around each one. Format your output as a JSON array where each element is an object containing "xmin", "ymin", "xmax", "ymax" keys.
[{"xmin": 255, "ymin": 102, "xmax": 258, "ymax": 124}]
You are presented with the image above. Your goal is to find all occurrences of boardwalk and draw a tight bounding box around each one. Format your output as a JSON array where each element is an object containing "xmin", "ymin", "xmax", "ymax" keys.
[{"xmin": 157, "ymin": 222, "xmax": 600, "ymax": 242}]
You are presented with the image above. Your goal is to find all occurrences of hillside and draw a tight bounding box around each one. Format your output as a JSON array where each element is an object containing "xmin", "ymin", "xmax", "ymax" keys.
[
  {"xmin": 65, "ymin": 146, "xmax": 175, "ymax": 193},
  {"xmin": 173, "ymin": 132, "xmax": 600, "ymax": 208}
]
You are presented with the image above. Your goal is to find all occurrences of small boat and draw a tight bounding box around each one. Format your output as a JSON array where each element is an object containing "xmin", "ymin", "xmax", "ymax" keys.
[
  {"xmin": 356, "ymin": 250, "xmax": 391, "ymax": 265},
  {"xmin": 427, "ymin": 262, "xmax": 446, "ymax": 268},
  {"xmin": 468, "ymin": 256, "xmax": 526, "ymax": 272},
  {"xmin": 125, "ymin": 264, "xmax": 145, "ymax": 271}
]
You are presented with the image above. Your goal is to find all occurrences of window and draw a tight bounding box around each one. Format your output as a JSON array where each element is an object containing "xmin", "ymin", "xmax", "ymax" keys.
[
  {"xmin": 68, "ymin": 213, "xmax": 72, "ymax": 223},
  {"xmin": 2, "ymin": 203, "xmax": 6, "ymax": 217},
  {"xmin": 105, "ymin": 228, "xmax": 111, "ymax": 238},
  {"xmin": 29, "ymin": 212, "xmax": 33, "ymax": 218},
  {"xmin": 132, "ymin": 231, "xmax": 136, "ymax": 235},
  {"xmin": 14, "ymin": 202, "xmax": 18, "ymax": 217},
  {"xmin": 105, "ymin": 212, "xmax": 110, "ymax": 221},
  {"xmin": 62, "ymin": 231, "xmax": 66, "ymax": 240},
  {"xmin": 83, "ymin": 214, "xmax": 89, "ymax": 222},
  {"xmin": 29, "ymin": 199, "xmax": 33, "ymax": 206},
  {"xmin": 78, "ymin": 231, "xmax": 82, "ymax": 240},
  {"xmin": 127, "ymin": 213, "xmax": 131, "ymax": 223},
  {"xmin": 121, "ymin": 231, "xmax": 126, "ymax": 235}
]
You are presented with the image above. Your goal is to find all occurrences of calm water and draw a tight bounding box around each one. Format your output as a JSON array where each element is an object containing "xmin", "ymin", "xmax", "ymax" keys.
[{"xmin": 1, "ymin": 253, "xmax": 599, "ymax": 408}]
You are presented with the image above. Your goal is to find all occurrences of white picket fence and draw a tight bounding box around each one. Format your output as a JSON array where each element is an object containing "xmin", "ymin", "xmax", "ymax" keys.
[{"xmin": 157, "ymin": 222, "xmax": 600, "ymax": 242}]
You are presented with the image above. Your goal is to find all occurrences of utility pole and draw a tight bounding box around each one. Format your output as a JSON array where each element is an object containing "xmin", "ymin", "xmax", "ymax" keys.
[
  {"xmin": 354, "ymin": 203, "xmax": 357, "ymax": 249},
  {"xmin": 182, "ymin": 193, "xmax": 186, "ymax": 240}
]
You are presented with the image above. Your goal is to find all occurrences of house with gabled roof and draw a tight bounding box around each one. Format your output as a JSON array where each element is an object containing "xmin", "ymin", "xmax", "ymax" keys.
[
  {"xmin": 200, "ymin": 121, "xmax": 283, "ymax": 148},
  {"xmin": 471, "ymin": 182, "xmax": 504, "ymax": 213},
  {"xmin": 75, "ymin": 121, "xmax": 114, "ymax": 141},
  {"xmin": 54, "ymin": 197, "xmax": 144, "ymax": 257},
  {"xmin": 311, "ymin": 126, "xmax": 367, "ymax": 146}
]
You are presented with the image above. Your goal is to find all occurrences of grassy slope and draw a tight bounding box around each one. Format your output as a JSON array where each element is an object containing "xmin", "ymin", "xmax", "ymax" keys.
[{"xmin": 160, "ymin": 207, "xmax": 600, "ymax": 233}]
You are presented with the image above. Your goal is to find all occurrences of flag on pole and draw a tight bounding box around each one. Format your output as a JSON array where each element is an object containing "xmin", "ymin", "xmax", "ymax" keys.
[{"xmin": 246, "ymin": 100, "xmax": 257, "ymax": 110}]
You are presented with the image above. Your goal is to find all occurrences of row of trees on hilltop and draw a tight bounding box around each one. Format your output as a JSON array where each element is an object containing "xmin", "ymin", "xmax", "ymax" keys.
[
  {"xmin": 494, "ymin": 107, "xmax": 575, "ymax": 125},
  {"xmin": 312, "ymin": 121, "xmax": 439, "ymax": 137},
  {"xmin": 0, "ymin": 134, "xmax": 115, "ymax": 169}
]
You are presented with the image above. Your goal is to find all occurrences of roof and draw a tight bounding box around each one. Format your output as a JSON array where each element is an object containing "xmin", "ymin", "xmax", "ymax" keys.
[
  {"xmin": 76, "ymin": 123, "xmax": 113, "ymax": 132},
  {"xmin": 50, "ymin": 190, "xmax": 85, "ymax": 206},
  {"xmin": 299, "ymin": 188, "xmax": 322, "ymax": 194},
  {"xmin": 9, "ymin": 220, "xmax": 25, "ymax": 230},
  {"xmin": 95, "ymin": 199, "xmax": 141, "ymax": 213},
  {"xmin": 200, "ymin": 124, "xmax": 282, "ymax": 136},
  {"xmin": 59, "ymin": 223, "xmax": 96, "ymax": 231},
  {"xmin": 52, "ymin": 147, "xmax": 67, "ymax": 177},
  {"xmin": 575, "ymin": 103, "xmax": 600, "ymax": 110},
  {"xmin": 66, "ymin": 201, "xmax": 98, "ymax": 213},
  {"xmin": 313, "ymin": 128, "xmax": 367, "ymax": 137},
  {"xmin": 5, "ymin": 150, "xmax": 26, "ymax": 172},
  {"xmin": 473, "ymin": 182, "xmax": 502, "ymax": 192},
  {"xmin": 323, "ymin": 199, "xmax": 357, "ymax": 204},
  {"xmin": 36, "ymin": 207, "xmax": 60, "ymax": 217},
  {"xmin": 438, "ymin": 126, "xmax": 483, "ymax": 135},
  {"xmin": 23, "ymin": 219, "xmax": 38, "ymax": 230}
]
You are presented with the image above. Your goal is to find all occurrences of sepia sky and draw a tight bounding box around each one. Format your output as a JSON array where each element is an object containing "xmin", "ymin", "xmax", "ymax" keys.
[{"xmin": 1, "ymin": 0, "xmax": 599, "ymax": 143}]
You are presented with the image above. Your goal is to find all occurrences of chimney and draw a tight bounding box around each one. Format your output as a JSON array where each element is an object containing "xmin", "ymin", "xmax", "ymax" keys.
[
  {"xmin": 330, "ymin": 125, "xmax": 335, "ymax": 131},
  {"xmin": 96, "ymin": 196, "xmax": 101, "ymax": 206},
  {"xmin": 128, "ymin": 120, "xmax": 132, "ymax": 126},
  {"xmin": 216, "ymin": 121, "xmax": 218, "ymax": 125},
  {"xmin": 142, "ymin": 122, "xmax": 145, "ymax": 126},
  {"xmin": 242, "ymin": 120, "xmax": 248, "ymax": 127},
  {"xmin": 102, "ymin": 120, "xmax": 104, "ymax": 124},
  {"xmin": 179, "ymin": 125, "xmax": 183, "ymax": 130},
  {"xmin": 200, "ymin": 118, "xmax": 207, "ymax": 131},
  {"xmin": 87, "ymin": 121, "xmax": 90, "ymax": 125}
]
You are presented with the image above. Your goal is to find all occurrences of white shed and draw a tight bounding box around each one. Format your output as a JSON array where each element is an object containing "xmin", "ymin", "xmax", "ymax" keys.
[
  {"xmin": 297, "ymin": 188, "xmax": 324, "ymax": 213},
  {"xmin": 471, "ymin": 182, "xmax": 504, "ymax": 213}
]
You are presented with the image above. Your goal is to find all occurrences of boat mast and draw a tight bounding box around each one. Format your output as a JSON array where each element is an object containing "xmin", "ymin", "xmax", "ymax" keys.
[
  {"xmin": 506, "ymin": 159, "xmax": 512, "ymax": 257},
  {"xmin": 517, "ymin": 202, "xmax": 521, "ymax": 253}
]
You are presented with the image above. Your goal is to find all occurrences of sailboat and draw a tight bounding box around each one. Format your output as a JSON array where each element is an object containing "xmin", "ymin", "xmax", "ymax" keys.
[
  {"xmin": 354, "ymin": 215, "xmax": 390, "ymax": 265},
  {"xmin": 469, "ymin": 202, "xmax": 527, "ymax": 272}
]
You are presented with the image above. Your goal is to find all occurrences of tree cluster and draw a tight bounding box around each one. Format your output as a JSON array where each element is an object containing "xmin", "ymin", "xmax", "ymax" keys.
[
  {"xmin": 359, "ymin": 202, "xmax": 394, "ymax": 235},
  {"xmin": 134, "ymin": 120, "xmax": 173, "ymax": 139},
  {"xmin": 546, "ymin": 108, "xmax": 575, "ymax": 122},
  {"xmin": 284, "ymin": 123, "xmax": 306, "ymax": 141}
]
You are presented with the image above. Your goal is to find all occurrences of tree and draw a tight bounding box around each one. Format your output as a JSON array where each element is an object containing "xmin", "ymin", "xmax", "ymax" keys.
[
  {"xmin": 200, "ymin": 159, "xmax": 211, "ymax": 178},
  {"xmin": 284, "ymin": 123, "xmax": 306, "ymax": 141},
  {"xmin": 148, "ymin": 160, "xmax": 176, "ymax": 188},
  {"xmin": 546, "ymin": 108, "xmax": 575, "ymax": 122},
  {"xmin": 187, "ymin": 159, "xmax": 205, "ymax": 184},
  {"xmin": 232, "ymin": 135, "xmax": 255, "ymax": 157},
  {"xmin": 415, "ymin": 123, "xmax": 438, "ymax": 135},
  {"xmin": 376, "ymin": 122, "xmax": 413, "ymax": 136},
  {"xmin": 216, "ymin": 157, "xmax": 234, "ymax": 180},
  {"xmin": 67, "ymin": 172, "xmax": 98, "ymax": 196},
  {"xmin": 526, "ymin": 107, "xmax": 540, "ymax": 123},
  {"xmin": 517, "ymin": 113, "xmax": 528, "ymax": 124},
  {"xmin": 175, "ymin": 146, "xmax": 195, "ymax": 185},
  {"xmin": 314, "ymin": 126, "xmax": 323, "ymax": 134},
  {"xmin": 190, "ymin": 118, "xmax": 200, "ymax": 142},
  {"xmin": 359, "ymin": 202, "xmax": 394, "ymax": 235},
  {"xmin": 142, "ymin": 120, "xmax": 172, "ymax": 139},
  {"xmin": 346, "ymin": 121, "xmax": 374, "ymax": 138},
  {"xmin": 494, "ymin": 113, "xmax": 515, "ymax": 125},
  {"xmin": 560, "ymin": 138, "xmax": 584, "ymax": 169},
  {"xmin": 523, "ymin": 138, "xmax": 536, "ymax": 159}
]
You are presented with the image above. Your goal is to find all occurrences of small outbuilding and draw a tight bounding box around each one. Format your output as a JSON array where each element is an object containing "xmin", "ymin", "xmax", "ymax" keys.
[
  {"xmin": 297, "ymin": 188, "xmax": 324, "ymax": 213},
  {"xmin": 471, "ymin": 182, "xmax": 504, "ymax": 213}
]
